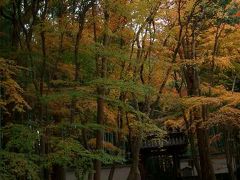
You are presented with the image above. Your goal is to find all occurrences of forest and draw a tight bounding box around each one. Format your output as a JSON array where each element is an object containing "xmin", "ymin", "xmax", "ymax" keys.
[{"xmin": 0, "ymin": 0, "xmax": 240, "ymax": 180}]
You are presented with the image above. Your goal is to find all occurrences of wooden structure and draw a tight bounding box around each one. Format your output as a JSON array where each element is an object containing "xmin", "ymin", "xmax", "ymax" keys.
[{"xmin": 140, "ymin": 132, "xmax": 188, "ymax": 180}]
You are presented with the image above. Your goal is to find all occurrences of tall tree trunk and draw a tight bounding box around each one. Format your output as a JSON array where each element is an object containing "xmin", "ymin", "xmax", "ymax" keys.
[
  {"xmin": 184, "ymin": 66, "xmax": 215, "ymax": 180},
  {"xmin": 224, "ymin": 130, "xmax": 236, "ymax": 180},
  {"xmin": 40, "ymin": 30, "xmax": 46, "ymax": 96},
  {"xmin": 94, "ymin": 91, "xmax": 104, "ymax": 180},
  {"xmin": 127, "ymin": 137, "xmax": 141, "ymax": 180},
  {"xmin": 196, "ymin": 105, "xmax": 215, "ymax": 180},
  {"xmin": 196, "ymin": 125, "xmax": 215, "ymax": 180},
  {"xmin": 40, "ymin": 133, "xmax": 51, "ymax": 180},
  {"xmin": 189, "ymin": 132, "xmax": 202, "ymax": 179},
  {"xmin": 186, "ymin": 110, "xmax": 202, "ymax": 179},
  {"xmin": 184, "ymin": 65, "xmax": 200, "ymax": 96},
  {"xmin": 74, "ymin": 16, "xmax": 85, "ymax": 81},
  {"xmin": 11, "ymin": 8, "xmax": 20, "ymax": 49},
  {"xmin": 94, "ymin": 2, "xmax": 109, "ymax": 180},
  {"xmin": 73, "ymin": 1, "xmax": 93, "ymax": 81}
]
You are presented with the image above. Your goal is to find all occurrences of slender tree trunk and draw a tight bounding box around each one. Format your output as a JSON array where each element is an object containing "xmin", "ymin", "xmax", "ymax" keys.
[
  {"xmin": 40, "ymin": 133, "xmax": 51, "ymax": 180},
  {"xmin": 40, "ymin": 12, "xmax": 49, "ymax": 180},
  {"xmin": 92, "ymin": 2, "xmax": 101, "ymax": 180},
  {"xmin": 127, "ymin": 137, "xmax": 141, "ymax": 180},
  {"xmin": 94, "ymin": 2, "xmax": 109, "ymax": 180},
  {"xmin": 183, "ymin": 110, "xmax": 201, "ymax": 179},
  {"xmin": 196, "ymin": 105, "xmax": 215, "ymax": 180},
  {"xmin": 12, "ymin": 17, "xmax": 20, "ymax": 49},
  {"xmin": 189, "ymin": 132, "xmax": 202, "ymax": 179},
  {"xmin": 94, "ymin": 92, "xmax": 104, "ymax": 180},
  {"xmin": 196, "ymin": 125, "xmax": 215, "ymax": 180},
  {"xmin": 107, "ymin": 92, "xmax": 126, "ymax": 180},
  {"xmin": 184, "ymin": 66, "xmax": 215, "ymax": 180},
  {"xmin": 74, "ymin": 16, "xmax": 85, "ymax": 81},
  {"xmin": 73, "ymin": 2, "xmax": 93, "ymax": 81},
  {"xmin": 40, "ymin": 30, "xmax": 47, "ymax": 96},
  {"xmin": 108, "ymin": 164, "xmax": 116, "ymax": 180},
  {"xmin": 224, "ymin": 130, "xmax": 236, "ymax": 180}
]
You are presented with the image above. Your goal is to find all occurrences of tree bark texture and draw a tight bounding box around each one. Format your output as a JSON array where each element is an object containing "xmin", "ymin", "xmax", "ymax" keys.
[{"xmin": 127, "ymin": 137, "xmax": 141, "ymax": 180}]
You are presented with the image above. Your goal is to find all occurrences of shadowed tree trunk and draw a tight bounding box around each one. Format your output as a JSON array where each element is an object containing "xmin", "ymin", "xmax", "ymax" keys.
[
  {"xmin": 94, "ymin": 1, "xmax": 109, "ymax": 180},
  {"xmin": 127, "ymin": 136, "xmax": 141, "ymax": 180},
  {"xmin": 108, "ymin": 164, "xmax": 116, "ymax": 180},
  {"xmin": 224, "ymin": 130, "xmax": 236, "ymax": 180},
  {"xmin": 184, "ymin": 65, "xmax": 215, "ymax": 180},
  {"xmin": 74, "ymin": 14, "xmax": 85, "ymax": 81},
  {"xmin": 196, "ymin": 124, "xmax": 215, "ymax": 180},
  {"xmin": 94, "ymin": 89, "xmax": 105, "ymax": 180},
  {"xmin": 196, "ymin": 105, "xmax": 215, "ymax": 180},
  {"xmin": 73, "ymin": 1, "xmax": 94, "ymax": 81},
  {"xmin": 183, "ymin": 109, "xmax": 202, "ymax": 180}
]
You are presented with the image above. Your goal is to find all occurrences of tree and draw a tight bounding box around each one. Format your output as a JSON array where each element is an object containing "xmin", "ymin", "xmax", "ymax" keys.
[{"xmin": 0, "ymin": 0, "xmax": 240, "ymax": 180}]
